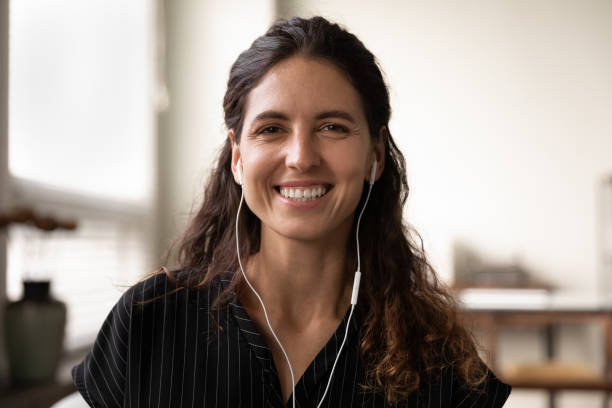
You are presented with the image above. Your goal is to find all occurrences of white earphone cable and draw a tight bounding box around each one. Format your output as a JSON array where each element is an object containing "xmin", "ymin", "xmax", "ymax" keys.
[
  {"xmin": 235, "ymin": 188, "xmax": 297, "ymax": 408},
  {"xmin": 355, "ymin": 179, "xmax": 374, "ymax": 274}
]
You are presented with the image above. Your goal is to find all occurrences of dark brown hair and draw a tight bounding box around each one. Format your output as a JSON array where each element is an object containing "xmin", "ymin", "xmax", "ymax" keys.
[{"xmin": 158, "ymin": 16, "xmax": 486, "ymax": 403}]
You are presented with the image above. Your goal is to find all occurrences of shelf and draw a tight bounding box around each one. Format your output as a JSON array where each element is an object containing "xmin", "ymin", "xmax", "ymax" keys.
[
  {"xmin": 501, "ymin": 361, "xmax": 612, "ymax": 391},
  {"xmin": 459, "ymin": 295, "xmax": 612, "ymax": 407},
  {"xmin": 503, "ymin": 379, "xmax": 612, "ymax": 391},
  {"xmin": 0, "ymin": 381, "xmax": 76, "ymax": 408}
]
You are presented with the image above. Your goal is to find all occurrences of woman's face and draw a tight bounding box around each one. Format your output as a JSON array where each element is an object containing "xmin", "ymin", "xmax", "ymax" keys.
[{"xmin": 231, "ymin": 56, "xmax": 382, "ymax": 244}]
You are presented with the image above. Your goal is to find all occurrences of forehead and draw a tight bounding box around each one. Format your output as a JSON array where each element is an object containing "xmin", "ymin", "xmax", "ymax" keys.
[{"xmin": 242, "ymin": 56, "xmax": 367, "ymax": 124}]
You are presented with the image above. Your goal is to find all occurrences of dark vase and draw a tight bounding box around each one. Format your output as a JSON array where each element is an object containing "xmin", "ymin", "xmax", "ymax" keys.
[{"xmin": 4, "ymin": 280, "xmax": 67, "ymax": 386}]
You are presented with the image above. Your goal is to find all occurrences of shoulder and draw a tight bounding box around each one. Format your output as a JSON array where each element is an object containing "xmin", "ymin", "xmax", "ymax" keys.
[
  {"xmin": 71, "ymin": 269, "xmax": 225, "ymax": 407},
  {"xmin": 409, "ymin": 365, "xmax": 511, "ymax": 407},
  {"xmin": 127, "ymin": 269, "xmax": 221, "ymax": 307},
  {"xmin": 445, "ymin": 367, "xmax": 512, "ymax": 408},
  {"xmin": 128, "ymin": 269, "xmax": 194, "ymax": 300},
  {"xmin": 126, "ymin": 269, "xmax": 234, "ymax": 329}
]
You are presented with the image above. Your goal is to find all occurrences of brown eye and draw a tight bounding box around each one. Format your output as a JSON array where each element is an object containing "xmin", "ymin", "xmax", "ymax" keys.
[
  {"xmin": 258, "ymin": 126, "xmax": 281, "ymax": 134},
  {"xmin": 321, "ymin": 123, "xmax": 349, "ymax": 133}
]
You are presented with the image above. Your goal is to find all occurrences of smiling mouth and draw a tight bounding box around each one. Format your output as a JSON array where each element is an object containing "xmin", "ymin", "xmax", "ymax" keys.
[{"xmin": 274, "ymin": 184, "xmax": 332, "ymax": 202}]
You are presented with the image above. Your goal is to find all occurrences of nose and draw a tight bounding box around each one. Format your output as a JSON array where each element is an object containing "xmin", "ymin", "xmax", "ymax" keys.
[{"xmin": 284, "ymin": 126, "xmax": 321, "ymax": 172}]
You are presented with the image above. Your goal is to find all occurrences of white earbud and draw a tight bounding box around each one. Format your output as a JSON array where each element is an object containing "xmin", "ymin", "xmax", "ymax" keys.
[
  {"xmin": 369, "ymin": 159, "xmax": 378, "ymax": 185},
  {"xmin": 236, "ymin": 159, "xmax": 243, "ymax": 185}
]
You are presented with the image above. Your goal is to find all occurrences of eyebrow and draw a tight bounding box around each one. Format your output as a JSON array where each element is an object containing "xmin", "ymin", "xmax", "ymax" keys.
[
  {"xmin": 315, "ymin": 110, "xmax": 356, "ymax": 123},
  {"xmin": 252, "ymin": 110, "xmax": 357, "ymax": 124},
  {"xmin": 252, "ymin": 110, "xmax": 289, "ymax": 122}
]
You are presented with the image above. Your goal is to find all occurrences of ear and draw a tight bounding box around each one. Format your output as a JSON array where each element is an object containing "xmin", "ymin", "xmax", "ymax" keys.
[
  {"xmin": 229, "ymin": 130, "xmax": 242, "ymax": 185},
  {"xmin": 367, "ymin": 125, "xmax": 386, "ymax": 182}
]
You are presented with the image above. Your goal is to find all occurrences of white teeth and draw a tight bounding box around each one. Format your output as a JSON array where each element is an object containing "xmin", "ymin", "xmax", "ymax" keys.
[{"xmin": 279, "ymin": 185, "xmax": 329, "ymax": 201}]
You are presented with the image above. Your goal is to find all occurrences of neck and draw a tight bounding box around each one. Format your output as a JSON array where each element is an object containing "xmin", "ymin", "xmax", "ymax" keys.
[{"xmin": 242, "ymin": 225, "xmax": 354, "ymax": 329}]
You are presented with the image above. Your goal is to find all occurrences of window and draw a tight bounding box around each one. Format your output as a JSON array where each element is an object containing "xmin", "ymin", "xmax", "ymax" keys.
[{"xmin": 7, "ymin": 0, "xmax": 158, "ymax": 350}]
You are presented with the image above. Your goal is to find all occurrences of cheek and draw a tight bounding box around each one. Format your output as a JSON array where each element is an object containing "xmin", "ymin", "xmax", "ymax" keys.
[
  {"xmin": 326, "ymin": 144, "xmax": 368, "ymax": 181},
  {"xmin": 240, "ymin": 150, "xmax": 278, "ymax": 209},
  {"xmin": 242, "ymin": 147, "xmax": 276, "ymax": 183}
]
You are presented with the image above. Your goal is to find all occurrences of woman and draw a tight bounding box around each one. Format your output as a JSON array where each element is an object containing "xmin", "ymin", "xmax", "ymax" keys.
[{"xmin": 73, "ymin": 16, "xmax": 510, "ymax": 407}]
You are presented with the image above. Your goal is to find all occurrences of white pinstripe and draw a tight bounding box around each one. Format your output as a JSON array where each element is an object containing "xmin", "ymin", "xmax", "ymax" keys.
[
  {"xmin": 87, "ymin": 355, "xmax": 113, "ymax": 408},
  {"xmin": 157, "ymin": 276, "xmax": 168, "ymax": 408},
  {"xmin": 97, "ymin": 326, "xmax": 126, "ymax": 378},
  {"xmin": 191, "ymin": 286, "xmax": 200, "ymax": 408},
  {"xmin": 167, "ymin": 283, "xmax": 178, "ymax": 403},
  {"xmin": 135, "ymin": 281, "xmax": 145, "ymax": 408},
  {"xmin": 92, "ymin": 337, "xmax": 123, "ymax": 392},
  {"xmin": 147, "ymin": 274, "xmax": 158, "ymax": 408},
  {"xmin": 126, "ymin": 292, "xmax": 133, "ymax": 408},
  {"xmin": 77, "ymin": 364, "xmax": 93, "ymax": 406},
  {"xmin": 249, "ymin": 351, "xmax": 253, "ymax": 407},
  {"xmin": 203, "ymin": 284, "xmax": 212, "ymax": 401},
  {"xmin": 226, "ymin": 306, "xmax": 230, "ymax": 408},
  {"xmin": 179, "ymin": 276, "xmax": 190, "ymax": 407},
  {"xmin": 215, "ymin": 293, "xmax": 220, "ymax": 407}
]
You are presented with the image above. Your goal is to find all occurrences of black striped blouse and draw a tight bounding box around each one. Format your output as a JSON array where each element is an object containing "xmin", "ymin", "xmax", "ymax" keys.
[{"xmin": 72, "ymin": 270, "xmax": 511, "ymax": 407}]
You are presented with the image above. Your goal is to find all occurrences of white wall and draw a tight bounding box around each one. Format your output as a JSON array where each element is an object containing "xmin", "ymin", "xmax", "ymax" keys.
[
  {"xmin": 157, "ymin": 0, "xmax": 275, "ymax": 262},
  {"xmin": 280, "ymin": 0, "xmax": 612, "ymax": 294}
]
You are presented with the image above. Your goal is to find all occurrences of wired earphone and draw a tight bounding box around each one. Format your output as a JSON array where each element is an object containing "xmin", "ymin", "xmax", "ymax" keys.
[{"xmin": 235, "ymin": 158, "xmax": 377, "ymax": 408}]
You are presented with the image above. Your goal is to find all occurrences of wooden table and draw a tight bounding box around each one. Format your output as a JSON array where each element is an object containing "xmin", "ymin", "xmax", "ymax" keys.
[{"xmin": 458, "ymin": 289, "xmax": 612, "ymax": 408}]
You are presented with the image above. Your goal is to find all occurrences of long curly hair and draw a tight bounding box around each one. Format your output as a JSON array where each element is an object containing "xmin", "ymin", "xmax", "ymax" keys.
[{"xmin": 158, "ymin": 16, "xmax": 486, "ymax": 404}]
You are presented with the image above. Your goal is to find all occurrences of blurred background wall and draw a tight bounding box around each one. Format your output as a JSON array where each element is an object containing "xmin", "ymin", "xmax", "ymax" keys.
[
  {"xmin": 1, "ymin": 0, "xmax": 611, "ymax": 407},
  {"xmin": 157, "ymin": 0, "xmax": 275, "ymax": 263}
]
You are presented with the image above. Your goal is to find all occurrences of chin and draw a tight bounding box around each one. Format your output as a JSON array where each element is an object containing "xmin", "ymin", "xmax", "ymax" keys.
[
  {"xmin": 268, "ymin": 219, "xmax": 351, "ymax": 244},
  {"xmin": 277, "ymin": 228, "xmax": 330, "ymax": 243}
]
